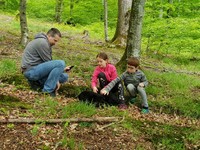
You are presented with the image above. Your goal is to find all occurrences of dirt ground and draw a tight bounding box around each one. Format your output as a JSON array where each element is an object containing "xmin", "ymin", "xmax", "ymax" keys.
[
  {"xmin": 1, "ymin": 83, "xmax": 200, "ymax": 149},
  {"xmin": 0, "ymin": 18, "xmax": 200, "ymax": 149}
]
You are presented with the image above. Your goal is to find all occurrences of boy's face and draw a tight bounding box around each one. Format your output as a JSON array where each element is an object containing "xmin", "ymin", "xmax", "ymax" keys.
[
  {"xmin": 97, "ymin": 57, "xmax": 107, "ymax": 68},
  {"xmin": 127, "ymin": 65, "xmax": 137, "ymax": 73}
]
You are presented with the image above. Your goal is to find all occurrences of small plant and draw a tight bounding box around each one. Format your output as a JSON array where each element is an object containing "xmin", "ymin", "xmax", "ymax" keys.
[
  {"xmin": 31, "ymin": 124, "xmax": 40, "ymax": 136},
  {"xmin": 7, "ymin": 123, "xmax": 15, "ymax": 129}
]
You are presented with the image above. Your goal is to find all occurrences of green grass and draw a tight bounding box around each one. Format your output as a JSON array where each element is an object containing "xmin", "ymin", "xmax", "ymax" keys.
[
  {"xmin": 62, "ymin": 102, "xmax": 97, "ymax": 118},
  {"xmin": 0, "ymin": 59, "xmax": 18, "ymax": 78}
]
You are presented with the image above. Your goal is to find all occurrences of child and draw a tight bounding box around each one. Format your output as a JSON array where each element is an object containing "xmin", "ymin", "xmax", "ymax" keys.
[
  {"xmin": 101, "ymin": 57, "xmax": 149, "ymax": 113},
  {"xmin": 91, "ymin": 52, "xmax": 127, "ymax": 108}
]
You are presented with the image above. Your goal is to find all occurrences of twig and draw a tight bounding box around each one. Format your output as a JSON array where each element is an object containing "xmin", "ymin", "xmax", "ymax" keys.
[{"xmin": 96, "ymin": 115, "xmax": 125, "ymax": 131}]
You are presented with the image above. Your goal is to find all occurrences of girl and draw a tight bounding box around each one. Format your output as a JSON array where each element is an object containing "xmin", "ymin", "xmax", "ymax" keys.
[{"xmin": 91, "ymin": 52, "xmax": 127, "ymax": 108}]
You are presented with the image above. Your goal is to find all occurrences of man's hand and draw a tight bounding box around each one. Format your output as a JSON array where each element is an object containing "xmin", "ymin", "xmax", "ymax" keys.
[
  {"xmin": 92, "ymin": 87, "xmax": 98, "ymax": 93},
  {"xmin": 64, "ymin": 66, "xmax": 74, "ymax": 72},
  {"xmin": 100, "ymin": 89, "xmax": 109, "ymax": 95},
  {"xmin": 55, "ymin": 82, "xmax": 61, "ymax": 94}
]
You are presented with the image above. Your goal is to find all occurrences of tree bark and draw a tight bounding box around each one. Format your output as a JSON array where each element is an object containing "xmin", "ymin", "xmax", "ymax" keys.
[
  {"xmin": 159, "ymin": 0, "xmax": 163, "ymax": 18},
  {"xmin": 167, "ymin": 0, "xmax": 173, "ymax": 18},
  {"xmin": 117, "ymin": 0, "xmax": 146, "ymax": 68},
  {"xmin": 19, "ymin": 0, "xmax": 28, "ymax": 46},
  {"xmin": 103, "ymin": 0, "xmax": 108, "ymax": 41},
  {"xmin": 112, "ymin": 0, "xmax": 132, "ymax": 47},
  {"xmin": 55, "ymin": 0, "xmax": 63, "ymax": 23},
  {"xmin": 0, "ymin": 117, "xmax": 119, "ymax": 124}
]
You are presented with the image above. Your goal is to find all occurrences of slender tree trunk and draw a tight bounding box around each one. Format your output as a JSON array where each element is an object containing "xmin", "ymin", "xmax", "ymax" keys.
[
  {"xmin": 55, "ymin": 0, "xmax": 63, "ymax": 23},
  {"xmin": 159, "ymin": 0, "xmax": 163, "ymax": 18},
  {"xmin": 103, "ymin": 0, "xmax": 108, "ymax": 41},
  {"xmin": 177, "ymin": 0, "xmax": 181, "ymax": 17},
  {"xmin": 19, "ymin": 0, "xmax": 28, "ymax": 46},
  {"xmin": 117, "ymin": 0, "xmax": 146, "ymax": 68},
  {"xmin": 70, "ymin": 0, "xmax": 74, "ymax": 18},
  {"xmin": 112, "ymin": 0, "xmax": 132, "ymax": 47},
  {"xmin": 167, "ymin": 0, "xmax": 173, "ymax": 17}
]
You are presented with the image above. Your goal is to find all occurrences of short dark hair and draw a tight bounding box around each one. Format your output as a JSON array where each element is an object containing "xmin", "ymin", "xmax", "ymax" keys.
[
  {"xmin": 47, "ymin": 28, "xmax": 61, "ymax": 37},
  {"xmin": 127, "ymin": 57, "xmax": 140, "ymax": 67},
  {"xmin": 96, "ymin": 52, "xmax": 108, "ymax": 60}
]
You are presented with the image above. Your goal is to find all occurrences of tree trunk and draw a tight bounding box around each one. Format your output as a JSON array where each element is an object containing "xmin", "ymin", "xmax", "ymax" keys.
[
  {"xmin": 70, "ymin": 0, "xmax": 74, "ymax": 18},
  {"xmin": 117, "ymin": 0, "xmax": 146, "ymax": 68},
  {"xmin": 55, "ymin": 0, "xmax": 63, "ymax": 23},
  {"xmin": 159, "ymin": 0, "xmax": 163, "ymax": 18},
  {"xmin": 167, "ymin": 0, "xmax": 173, "ymax": 18},
  {"xmin": 112, "ymin": 0, "xmax": 132, "ymax": 47},
  {"xmin": 19, "ymin": 0, "xmax": 28, "ymax": 46},
  {"xmin": 103, "ymin": 0, "xmax": 108, "ymax": 41}
]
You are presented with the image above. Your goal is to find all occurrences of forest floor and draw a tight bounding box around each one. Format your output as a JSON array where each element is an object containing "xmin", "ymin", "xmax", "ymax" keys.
[{"xmin": 0, "ymin": 14, "xmax": 200, "ymax": 149}]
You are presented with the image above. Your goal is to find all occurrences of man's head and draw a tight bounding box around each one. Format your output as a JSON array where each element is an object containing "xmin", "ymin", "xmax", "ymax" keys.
[{"xmin": 47, "ymin": 28, "xmax": 62, "ymax": 46}]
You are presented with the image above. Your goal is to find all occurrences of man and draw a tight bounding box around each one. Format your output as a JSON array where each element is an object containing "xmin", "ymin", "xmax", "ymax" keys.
[{"xmin": 21, "ymin": 28, "xmax": 70, "ymax": 97}]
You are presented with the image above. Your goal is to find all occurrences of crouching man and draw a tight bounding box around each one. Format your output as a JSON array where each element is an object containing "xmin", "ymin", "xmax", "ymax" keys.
[{"xmin": 21, "ymin": 28, "xmax": 71, "ymax": 97}]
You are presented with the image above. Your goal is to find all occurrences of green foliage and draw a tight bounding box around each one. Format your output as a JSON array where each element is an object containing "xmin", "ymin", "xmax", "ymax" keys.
[
  {"xmin": 146, "ymin": 70, "xmax": 200, "ymax": 118},
  {"xmin": 186, "ymin": 130, "xmax": 200, "ymax": 145},
  {"xmin": 142, "ymin": 18, "xmax": 200, "ymax": 59},
  {"xmin": 60, "ymin": 136, "xmax": 84, "ymax": 149},
  {"xmin": 62, "ymin": 101, "xmax": 96, "ymax": 118},
  {"xmin": 0, "ymin": 94, "xmax": 31, "ymax": 109},
  {"xmin": 2, "ymin": 0, "xmax": 19, "ymax": 12},
  {"xmin": 0, "ymin": 59, "xmax": 17, "ymax": 78},
  {"xmin": 30, "ymin": 98, "xmax": 61, "ymax": 118},
  {"xmin": 7, "ymin": 123, "xmax": 15, "ymax": 129}
]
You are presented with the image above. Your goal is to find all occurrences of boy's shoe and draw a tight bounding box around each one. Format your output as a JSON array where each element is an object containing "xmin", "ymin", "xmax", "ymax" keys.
[
  {"xmin": 129, "ymin": 97, "xmax": 137, "ymax": 104},
  {"xmin": 118, "ymin": 104, "xmax": 128, "ymax": 109},
  {"xmin": 141, "ymin": 108, "xmax": 149, "ymax": 114}
]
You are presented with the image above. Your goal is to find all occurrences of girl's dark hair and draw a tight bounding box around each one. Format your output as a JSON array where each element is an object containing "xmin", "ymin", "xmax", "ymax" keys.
[
  {"xmin": 127, "ymin": 57, "xmax": 140, "ymax": 67},
  {"xmin": 47, "ymin": 28, "xmax": 62, "ymax": 38},
  {"xmin": 96, "ymin": 52, "xmax": 108, "ymax": 60}
]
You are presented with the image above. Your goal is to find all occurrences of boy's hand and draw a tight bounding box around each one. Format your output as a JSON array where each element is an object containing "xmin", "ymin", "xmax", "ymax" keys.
[
  {"xmin": 100, "ymin": 89, "xmax": 109, "ymax": 95},
  {"xmin": 92, "ymin": 87, "xmax": 98, "ymax": 93},
  {"xmin": 139, "ymin": 83, "xmax": 145, "ymax": 87}
]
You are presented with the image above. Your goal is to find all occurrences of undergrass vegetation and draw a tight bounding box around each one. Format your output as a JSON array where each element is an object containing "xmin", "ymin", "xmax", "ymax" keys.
[{"xmin": 62, "ymin": 102, "xmax": 96, "ymax": 118}]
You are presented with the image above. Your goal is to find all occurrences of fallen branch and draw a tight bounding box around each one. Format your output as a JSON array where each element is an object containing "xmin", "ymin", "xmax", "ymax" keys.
[
  {"xmin": 0, "ymin": 117, "xmax": 119, "ymax": 124},
  {"xmin": 96, "ymin": 115, "xmax": 125, "ymax": 131}
]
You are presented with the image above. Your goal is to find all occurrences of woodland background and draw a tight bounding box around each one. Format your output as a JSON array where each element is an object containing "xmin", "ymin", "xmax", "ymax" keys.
[{"xmin": 0, "ymin": 0, "xmax": 200, "ymax": 149}]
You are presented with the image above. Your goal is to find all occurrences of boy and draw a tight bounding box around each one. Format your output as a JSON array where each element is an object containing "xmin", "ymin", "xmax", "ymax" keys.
[{"xmin": 101, "ymin": 57, "xmax": 149, "ymax": 113}]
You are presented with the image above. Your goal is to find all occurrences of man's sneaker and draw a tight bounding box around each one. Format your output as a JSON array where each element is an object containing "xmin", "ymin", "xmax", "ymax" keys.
[
  {"xmin": 129, "ymin": 97, "xmax": 137, "ymax": 104},
  {"xmin": 141, "ymin": 108, "xmax": 149, "ymax": 114},
  {"xmin": 49, "ymin": 91, "xmax": 56, "ymax": 97},
  {"xmin": 42, "ymin": 91, "xmax": 56, "ymax": 97},
  {"xmin": 118, "ymin": 104, "xmax": 128, "ymax": 109}
]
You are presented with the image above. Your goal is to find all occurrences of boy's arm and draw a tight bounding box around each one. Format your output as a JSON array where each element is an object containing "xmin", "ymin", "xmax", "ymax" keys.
[{"xmin": 100, "ymin": 76, "xmax": 121, "ymax": 95}]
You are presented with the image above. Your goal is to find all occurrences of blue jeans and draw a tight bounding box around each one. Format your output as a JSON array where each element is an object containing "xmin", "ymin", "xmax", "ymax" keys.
[{"xmin": 24, "ymin": 60, "xmax": 68, "ymax": 93}]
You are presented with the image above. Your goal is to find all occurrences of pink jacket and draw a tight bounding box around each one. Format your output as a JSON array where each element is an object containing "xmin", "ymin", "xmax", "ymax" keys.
[{"xmin": 91, "ymin": 64, "xmax": 118, "ymax": 88}]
